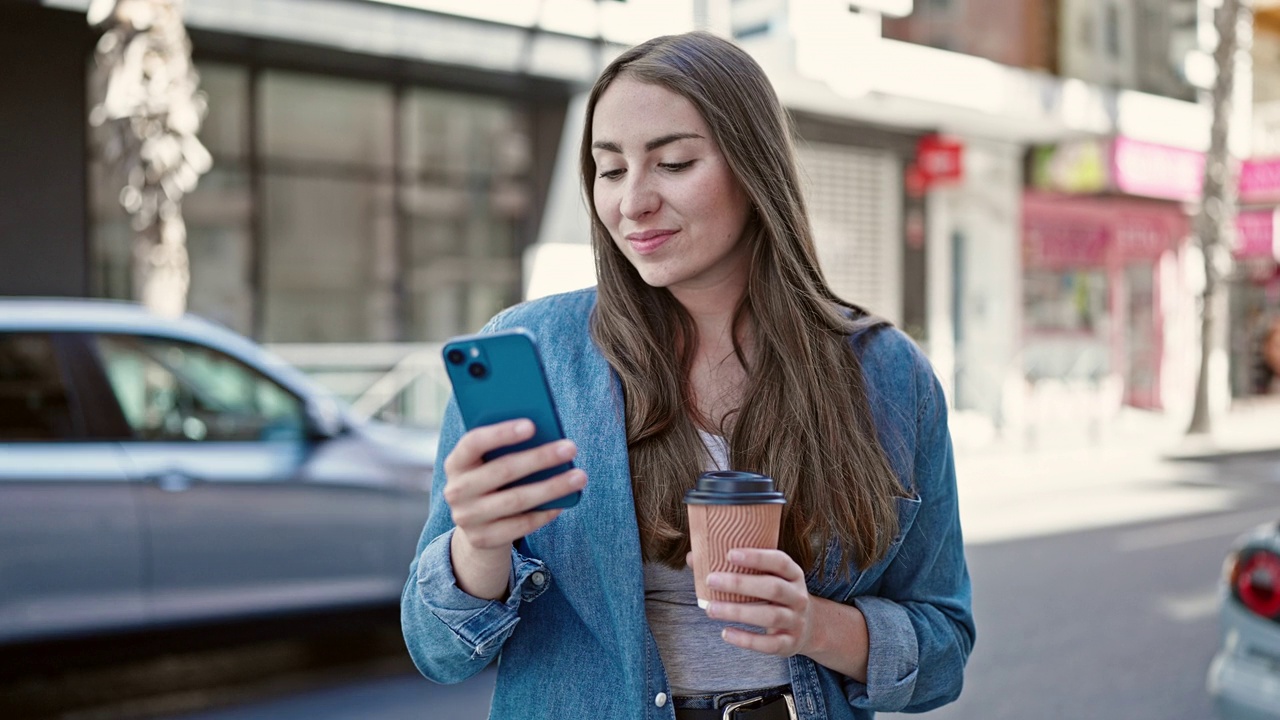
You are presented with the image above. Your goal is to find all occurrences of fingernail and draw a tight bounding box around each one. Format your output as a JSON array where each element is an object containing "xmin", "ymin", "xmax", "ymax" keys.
[
  {"xmin": 728, "ymin": 550, "xmax": 744, "ymax": 563},
  {"xmin": 516, "ymin": 420, "xmax": 534, "ymax": 435},
  {"xmin": 570, "ymin": 470, "xmax": 587, "ymax": 488},
  {"xmin": 704, "ymin": 602, "xmax": 718, "ymax": 617},
  {"xmin": 557, "ymin": 441, "xmax": 576, "ymax": 459},
  {"xmin": 707, "ymin": 574, "xmax": 723, "ymax": 588}
]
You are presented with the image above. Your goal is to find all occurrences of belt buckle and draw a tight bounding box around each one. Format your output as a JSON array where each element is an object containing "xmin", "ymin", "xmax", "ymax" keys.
[
  {"xmin": 720, "ymin": 692, "xmax": 798, "ymax": 720},
  {"xmin": 720, "ymin": 695, "xmax": 763, "ymax": 720}
]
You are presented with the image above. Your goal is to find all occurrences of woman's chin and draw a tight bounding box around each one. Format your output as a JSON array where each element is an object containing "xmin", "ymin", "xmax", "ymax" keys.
[{"xmin": 632, "ymin": 266, "xmax": 678, "ymax": 289}]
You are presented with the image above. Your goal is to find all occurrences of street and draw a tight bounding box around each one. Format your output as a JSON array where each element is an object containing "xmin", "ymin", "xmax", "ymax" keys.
[
  {"xmin": 4, "ymin": 442, "xmax": 1277, "ymax": 720},
  {"xmin": 887, "ymin": 456, "xmax": 1280, "ymax": 720},
  {"xmin": 170, "ymin": 444, "xmax": 1280, "ymax": 719}
]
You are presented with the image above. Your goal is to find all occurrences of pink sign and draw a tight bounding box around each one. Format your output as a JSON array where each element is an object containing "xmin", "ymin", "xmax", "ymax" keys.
[
  {"xmin": 1110, "ymin": 137, "xmax": 1205, "ymax": 202},
  {"xmin": 1024, "ymin": 221, "xmax": 1109, "ymax": 268},
  {"xmin": 1239, "ymin": 158, "xmax": 1280, "ymax": 204},
  {"xmin": 1114, "ymin": 219, "xmax": 1169, "ymax": 260},
  {"xmin": 1235, "ymin": 210, "xmax": 1276, "ymax": 259}
]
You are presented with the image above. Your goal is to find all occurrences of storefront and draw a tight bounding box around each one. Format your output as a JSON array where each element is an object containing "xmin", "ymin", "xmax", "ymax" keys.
[
  {"xmin": 1230, "ymin": 158, "xmax": 1280, "ymax": 398},
  {"xmin": 1026, "ymin": 136, "xmax": 1212, "ymax": 411},
  {"xmin": 1022, "ymin": 192, "xmax": 1191, "ymax": 410}
]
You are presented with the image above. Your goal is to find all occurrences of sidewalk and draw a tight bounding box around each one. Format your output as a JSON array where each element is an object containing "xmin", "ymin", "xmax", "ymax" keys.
[
  {"xmin": 952, "ymin": 396, "xmax": 1280, "ymax": 462},
  {"xmin": 947, "ymin": 398, "xmax": 1280, "ymax": 546}
]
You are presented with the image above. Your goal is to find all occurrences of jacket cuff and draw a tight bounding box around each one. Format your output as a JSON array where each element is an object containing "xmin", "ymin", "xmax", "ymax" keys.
[
  {"xmin": 413, "ymin": 528, "xmax": 551, "ymax": 660},
  {"xmin": 844, "ymin": 596, "xmax": 919, "ymax": 711}
]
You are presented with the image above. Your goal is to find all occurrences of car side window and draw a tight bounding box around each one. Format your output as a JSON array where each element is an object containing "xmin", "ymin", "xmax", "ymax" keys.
[
  {"xmin": 95, "ymin": 334, "xmax": 305, "ymax": 443},
  {"xmin": 0, "ymin": 333, "xmax": 79, "ymax": 441}
]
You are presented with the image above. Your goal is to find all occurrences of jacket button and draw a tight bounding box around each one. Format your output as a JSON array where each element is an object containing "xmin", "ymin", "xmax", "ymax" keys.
[
  {"xmin": 654, "ymin": 692, "xmax": 667, "ymax": 708},
  {"xmin": 530, "ymin": 572, "xmax": 546, "ymax": 586}
]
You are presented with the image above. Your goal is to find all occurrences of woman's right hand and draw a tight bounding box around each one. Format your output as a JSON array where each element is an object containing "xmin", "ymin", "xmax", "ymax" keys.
[{"xmin": 443, "ymin": 419, "xmax": 586, "ymax": 599}]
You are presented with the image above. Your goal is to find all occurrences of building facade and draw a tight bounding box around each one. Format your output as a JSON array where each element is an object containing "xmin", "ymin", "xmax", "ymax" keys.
[{"xmin": 3, "ymin": 0, "xmax": 1238, "ymax": 434}]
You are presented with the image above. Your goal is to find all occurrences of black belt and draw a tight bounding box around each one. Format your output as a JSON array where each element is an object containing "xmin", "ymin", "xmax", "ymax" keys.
[{"xmin": 673, "ymin": 686, "xmax": 797, "ymax": 720}]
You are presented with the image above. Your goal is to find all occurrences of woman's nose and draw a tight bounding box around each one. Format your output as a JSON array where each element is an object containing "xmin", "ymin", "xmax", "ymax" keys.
[{"xmin": 619, "ymin": 174, "xmax": 660, "ymax": 220}]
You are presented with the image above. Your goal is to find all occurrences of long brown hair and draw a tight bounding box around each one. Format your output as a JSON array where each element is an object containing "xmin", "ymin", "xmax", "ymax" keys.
[{"xmin": 581, "ymin": 32, "xmax": 907, "ymax": 575}]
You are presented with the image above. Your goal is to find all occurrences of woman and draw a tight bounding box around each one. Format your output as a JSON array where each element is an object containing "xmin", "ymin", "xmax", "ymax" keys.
[{"xmin": 402, "ymin": 31, "xmax": 973, "ymax": 719}]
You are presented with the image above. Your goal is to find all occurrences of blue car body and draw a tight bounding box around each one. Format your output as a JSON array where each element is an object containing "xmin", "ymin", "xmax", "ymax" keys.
[{"xmin": 0, "ymin": 299, "xmax": 434, "ymax": 644}]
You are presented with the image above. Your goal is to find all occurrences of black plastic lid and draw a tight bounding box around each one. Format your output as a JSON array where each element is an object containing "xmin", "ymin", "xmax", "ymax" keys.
[{"xmin": 683, "ymin": 471, "xmax": 786, "ymax": 505}]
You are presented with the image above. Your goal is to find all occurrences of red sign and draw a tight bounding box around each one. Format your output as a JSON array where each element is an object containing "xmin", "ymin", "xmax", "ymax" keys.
[{"xmin": 916, "ymin": 134, "xmax": 964, "ymax": 186}]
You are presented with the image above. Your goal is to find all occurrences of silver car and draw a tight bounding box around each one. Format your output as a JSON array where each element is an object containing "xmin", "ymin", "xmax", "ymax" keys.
[
  {"xmin": 0, "ymin": 298, "xmax": 435, "ymax": 645},
  {"xmin": 1208, "ymin": 519, "xmax": 1280, "ymax": 720}
]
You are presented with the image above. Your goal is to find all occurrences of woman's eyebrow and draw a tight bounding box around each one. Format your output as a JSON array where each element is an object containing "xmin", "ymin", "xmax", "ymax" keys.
[
  {"xmin": 644, "ymin": 132, "xmax": 703, "ymax": 152},
  {"xmin": 591, "ymin": 132, "xmax": 705, "ymax": 154}
]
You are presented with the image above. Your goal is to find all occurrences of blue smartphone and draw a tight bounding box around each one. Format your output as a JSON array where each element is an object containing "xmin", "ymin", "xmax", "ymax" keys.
[{"xmin": 441, "ymin": 328, "xmax": 581, "ymax": 510}]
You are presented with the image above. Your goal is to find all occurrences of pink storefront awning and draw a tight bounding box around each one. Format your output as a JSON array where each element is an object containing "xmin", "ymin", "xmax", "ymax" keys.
[
  {"xmin": 1036, "ymin": 137, "xmax": 1280, "ymax": 208},
  {"xmin": 1023, "ymin": 193, "xmax": 1190, "ymax": 269}
]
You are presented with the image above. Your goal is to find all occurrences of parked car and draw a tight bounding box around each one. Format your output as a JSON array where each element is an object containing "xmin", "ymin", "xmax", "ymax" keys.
[
  {"xmin": 1208, "ymin": 519, "xmax": 1280, "ymax": 720},
  {"xmin": 0, "ymin": 298, "xmax": 436, "ymax": 645}
]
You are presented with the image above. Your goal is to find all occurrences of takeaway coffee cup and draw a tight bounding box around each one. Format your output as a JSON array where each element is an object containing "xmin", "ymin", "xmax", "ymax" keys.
[{"xmin": 684, "ymin": 470, "xmax": 786, "ymax": 608}]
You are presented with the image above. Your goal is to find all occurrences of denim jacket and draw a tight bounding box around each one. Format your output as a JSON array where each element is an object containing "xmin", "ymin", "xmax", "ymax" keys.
[{"xmin": 401, "ymin": 288, "xmax": 974, "ymax": 719}]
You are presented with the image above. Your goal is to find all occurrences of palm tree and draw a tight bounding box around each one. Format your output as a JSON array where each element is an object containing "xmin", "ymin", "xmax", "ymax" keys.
[
  {"xmin": 1188, "ymin": 0, "xmax": 1252, "ymax": 435},
  {"xmin": 87, "ymin": 0, "xmax": 211, "ymax": 318}
]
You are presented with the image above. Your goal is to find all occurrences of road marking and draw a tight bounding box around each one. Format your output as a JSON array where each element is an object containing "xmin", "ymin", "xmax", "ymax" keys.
[
  {"xmin": 1115, "ymin": 506, "xmax": 1280, "ymax": 552},
  {"xmin": 1157, "ymin": 588, "xmax": 1221, "ymax": 623}
]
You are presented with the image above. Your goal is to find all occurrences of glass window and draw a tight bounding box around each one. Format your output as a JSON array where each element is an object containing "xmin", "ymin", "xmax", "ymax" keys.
[
  {"xmin": 198, "ymin": 63, "xmax": 249, "ymax": 160},
  {"xmin": 1105, "ymin": 3, "xmax": 1122, "ymax": 59},
  {"xmin": 0, "ymin": 334, "xmax": 78, "ymax": 441},
  {"xmin": 1023, "ymin": 270, "xmax": 1112, "ymax": 382},
  {"xmin": 95, "ymin": 334, "xmax": 304, "ymax": 443},
  {"xmin": 91, "ymin": 61, "xmax": 538, "ymax": 345},
  {"xmin": 401, "ymin": 88, "xmax": 530, "ymax": 340},
  {"xmin": 1023, "ymin": 269, "xmax": 1110, "ymax": 333},
  {"xmin": 260, "ymin": 70, "xmax": 395, "ymax": 169},
  {"xmin": 185, "ymin": 166, "xmax": 253, "ymax": 336},
  {"xmin": 261, "ymin": 176, "xmax": 398, "ymax": 342}
]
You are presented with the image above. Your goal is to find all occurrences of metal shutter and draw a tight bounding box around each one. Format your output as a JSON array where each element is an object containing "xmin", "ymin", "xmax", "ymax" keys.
[{"xmin": 795, "ymin": 142, "xmax": 903, "ymax": 325}]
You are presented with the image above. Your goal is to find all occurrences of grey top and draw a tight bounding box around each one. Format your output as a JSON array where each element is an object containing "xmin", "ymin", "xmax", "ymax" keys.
[{"xmin": 642, "ymin": 431, "xmax": 791, "ymax": 695}]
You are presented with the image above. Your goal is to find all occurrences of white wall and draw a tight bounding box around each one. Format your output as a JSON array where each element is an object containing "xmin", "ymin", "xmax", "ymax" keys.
[
  {"xmin": 929, "ymin": 139, "xmax": 1022, "ymax": 433},
  {"xmin": 527, "ymin": 91, "xmax": 597, "ymax": 300}
]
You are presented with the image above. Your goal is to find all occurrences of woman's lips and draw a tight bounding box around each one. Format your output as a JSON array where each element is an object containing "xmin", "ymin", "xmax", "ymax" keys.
[{"xmin": 626, "ymin": 230, "xmax": 676, "ymax": 255}]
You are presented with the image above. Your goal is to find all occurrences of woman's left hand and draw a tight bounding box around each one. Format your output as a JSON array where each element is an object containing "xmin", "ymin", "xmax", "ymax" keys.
[{"xmin": 701, "ymin": 548, "xmax": 816, "ymax": 657}]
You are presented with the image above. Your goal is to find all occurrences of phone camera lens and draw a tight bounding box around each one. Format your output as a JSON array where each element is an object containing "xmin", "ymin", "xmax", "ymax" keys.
[
  {"xmin": 446, "ymin": 349, "xmax": 465, "ymax": 365},
  {"xmin": 468, "ymin": 362, "xmax": 487, "ymax": 379}
]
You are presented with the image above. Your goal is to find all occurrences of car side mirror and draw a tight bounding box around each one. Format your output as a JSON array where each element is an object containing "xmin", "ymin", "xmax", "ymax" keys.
[{"xmin": 303, "ymin": 397, "xmax": 345, "ymax": 441}]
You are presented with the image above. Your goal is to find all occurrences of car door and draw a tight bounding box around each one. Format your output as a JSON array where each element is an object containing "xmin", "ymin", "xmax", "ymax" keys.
[
  {"xmin": 0, "ymin": 332, "xmax": 145, "ymax": 644},
  {"xmin": 89, "ymin": 332, "xmax": 399, "ymax": 625}
]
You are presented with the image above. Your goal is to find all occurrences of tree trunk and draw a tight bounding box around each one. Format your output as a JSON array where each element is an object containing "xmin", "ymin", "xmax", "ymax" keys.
[
  {"xmin": 1188, "ymin": 0, "xmax": 1248, "ymax": 436},
  {"xmin": 131, "ymin": 210, "xmax": 190, "ymax": 319},
  {"xmin": 89, "ymin": 0, "xmax": 208, "ymax": 320}
]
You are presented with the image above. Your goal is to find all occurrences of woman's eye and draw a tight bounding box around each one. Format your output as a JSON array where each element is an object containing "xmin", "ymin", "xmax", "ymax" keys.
[
  {"xmin": 598, "ymin": 168, "xmax": 624, "ymax": 180},
  {"xmin": 659, "ymin": 161, "xmax": 694, "ymax": 172}
]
